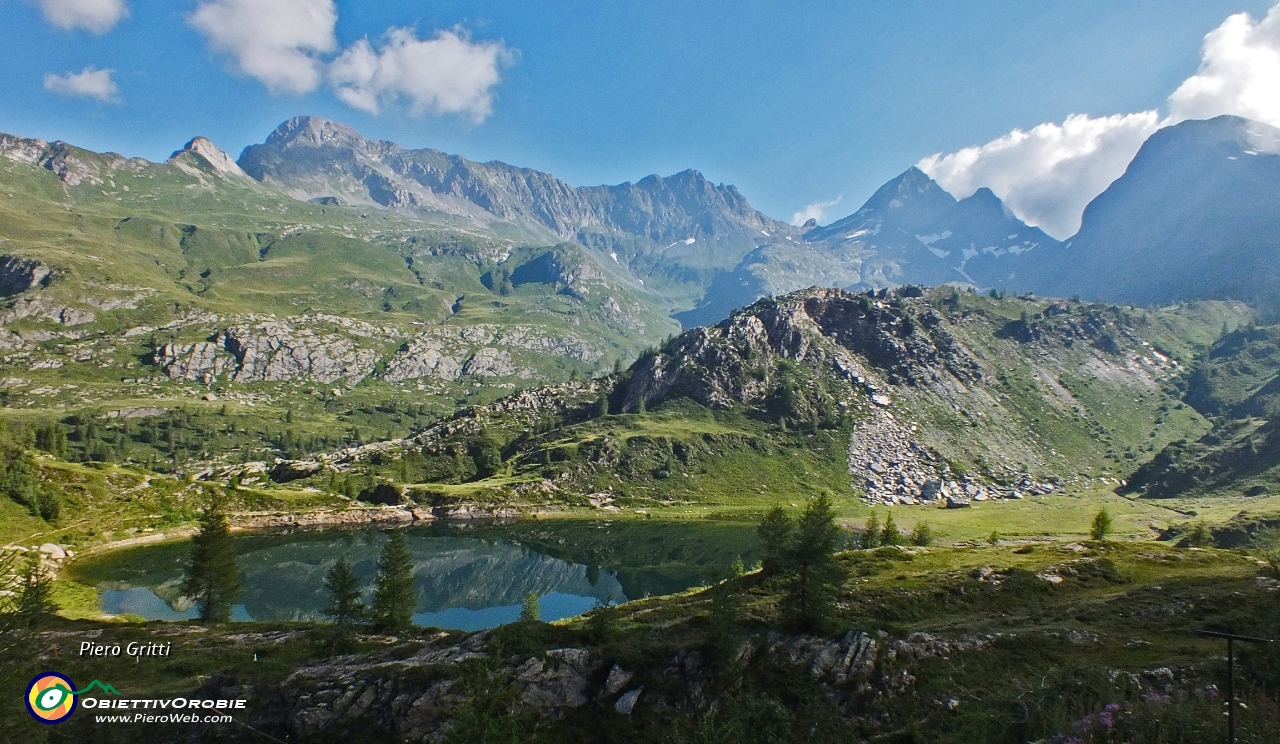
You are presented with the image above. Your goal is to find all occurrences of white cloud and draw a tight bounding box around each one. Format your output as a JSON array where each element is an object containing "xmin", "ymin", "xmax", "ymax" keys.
[
  {"xmin": 791, "ymin": 197, "xmax": 842, "ymax": 226},
  {"xmin": 32, "ymin": 0, "xmax": 128, "ymax": 34},
  {"xmin": 329, "ymin": 28, "xmax": 513, "ymax": 121},
  {"xmin": 1167, "ymin": 3, "xmax": 1280, "ymax": 128},
  {"xmin": 43, "ymin": 66, "xmax": 119, "ymax": 102},
  {"xmin": 915, "ymin": 1, "xmax": 1280, "ymax": 239},
  {"xmin": 189, "ymin": 0, "xmax": 337, "ymax": 94},
  {"xmin": 918, "ymin": 113, "xmax": 1160, "ymax": 239}
]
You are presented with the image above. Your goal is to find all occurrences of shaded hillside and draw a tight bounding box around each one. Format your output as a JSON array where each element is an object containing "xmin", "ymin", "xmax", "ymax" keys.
[{"xmin": 1037, "ymin": 116, "xmax": 1280, "ymax": 314}]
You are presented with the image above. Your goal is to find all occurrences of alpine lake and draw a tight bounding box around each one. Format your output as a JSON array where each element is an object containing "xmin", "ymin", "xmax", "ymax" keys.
[{"xmin": 69, "ymin": 520, "xmax": 761, "ymax": 630}]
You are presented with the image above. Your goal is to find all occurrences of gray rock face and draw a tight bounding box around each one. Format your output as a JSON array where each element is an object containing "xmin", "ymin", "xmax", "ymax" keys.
[
  {"xmin": 153, "ymin": 320, "xmax": 378, "ymax": 384},
  {"xmin": 154, "ymin": 341, "xmax": 229, "ymax": 384},
  {"xmin": 228, "ymin": 626, "xmax": 1006, "ymax": 741},
  {"xmin": 166, "ymin": 137, "xmax": 249, "ymax": 179},
  {"xmin": 224, "ymin": 322, "xmax": 377, "ymax": 384},
  {"xmin": 0, "ymin": 132, "xmax": 147, "ymax": 186},
  {"xmin": 382, "ymin": 325, "xmax": 597, "ymax": 383},
  {"xmin": 623, "ymin": 287, "xmax": 981, "ymax": 413},
  {"xmin": 0, "ymin": 295, "xmax": 95, "ymax": 326},
  {"xmin": 514, "ymin": 648, "xmax": 597, "ymax": 712},
  {"xmin": 0, "ymin": 256, "xmax": 52, "ymax": 296}
]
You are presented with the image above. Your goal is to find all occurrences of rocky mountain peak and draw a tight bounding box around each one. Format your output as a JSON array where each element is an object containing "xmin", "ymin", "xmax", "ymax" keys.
[
  {"xmin": 262, "ymin": 116, "xmax": 367, "ymax": 150},
  {"xmin": 805, "ymin": 167, "xmax": 957, "ymax": 242},
  {"xmin": 864, "ymin": 166, "xmax": 956, "ymax": 214},
  {"xmin": 168, "ymin": 137, "xmax": 248, "ymax": 179},
  {"xmin": 623, "ymin": 287, "xmax": 981, "ymax": 413}
]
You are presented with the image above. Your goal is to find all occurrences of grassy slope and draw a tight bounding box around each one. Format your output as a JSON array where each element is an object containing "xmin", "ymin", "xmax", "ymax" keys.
[{"xmin": 0, "ymin": 150, "xmax": 680, "ymax": 468}]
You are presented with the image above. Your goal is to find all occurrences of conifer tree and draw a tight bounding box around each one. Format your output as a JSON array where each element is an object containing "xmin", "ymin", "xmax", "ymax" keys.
[
  {"xmin": 372, "ymin": 531, "xmax": 416, "ymax": 631},
  {"xmin": 182, "ymin": 494, "xmax": 241, "ymax": 623},
  {"xmin": 324, "ymin": 557, "xmax": 366, "ymax": 632},
  {"xmin": 881, "ymin": 511, "xmax": 903, "ymax": 546},
  {"xmin": 785, "ymin": 493, "xmax": 843, "ymax": 631},
  {"xmin": 910, "ymin": 522, "xmax": 934, "ymax": 547},
  {"xmin": 757, "ymin": 506, "xmax": 795, "ymax": 575},
  {"xmin": 520, "ymin": 591, "xmax": 541, "ymax": 623},
  {"xmin": 1090, "ymin": 508, "xmax": 1113, "ymax": 541},
  {"xmin": 862, "ymin": 512, "xmax": 881, "ymax": 549},
  {"xmin": 16, "ymin": 552, "xmax": 57, "ymax": 629}
]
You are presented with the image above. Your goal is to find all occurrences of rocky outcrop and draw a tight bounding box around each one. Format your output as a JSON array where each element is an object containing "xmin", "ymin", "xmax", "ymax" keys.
[
  {"xmin": 0, "ymin": 295, "xmax": 94, "ymax": 326},
  {"xmin": 153, "ymin": 321, "xmax": 379, "ymax": 385},
  {"xmin": 248, "ymin": 627, "xmax": 996, "ymax": 742},
  {"xmin": 382, "ymin": 325, "xmax": 596, "ymax": 383},
  {"xmin": 224, "ymin": 322, "xmax": 377, "ymax": 384},
  {"xmin": 0, "ymin": 256, "xmax": 52, "ymax": 296},
  {"xmin": 621, "ymin": 287, "xmax": 981, "ymax": 413},
  {"xmin": 167, "ymin": 137, "xmax": 249, "ymax": 180},
  {"xmin": 153, "ymin": 341, "xmax": 229, "ymax": 384}
]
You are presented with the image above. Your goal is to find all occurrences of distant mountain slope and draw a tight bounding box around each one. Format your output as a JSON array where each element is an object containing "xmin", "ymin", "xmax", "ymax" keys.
[
  {"xmin": 238, "ymin": 116, "xmax": 796, "ymax": 306},
  {"xmin": 1038, "ymin": 116, "xmax": 1280, "ymax": 312},
  {"xmin": 676, "ymin": 168, "xmax": 1058, "ymax": 326}
]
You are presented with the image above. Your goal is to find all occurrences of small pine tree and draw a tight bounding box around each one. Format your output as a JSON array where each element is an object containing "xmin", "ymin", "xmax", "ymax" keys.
[
  {"xmin": 596, "ymin": 392, "xmax": 609, "ymax": 418},
  {"xmin": 520, "ymin": 591, "xmax": 541, "ymax": 623},
  {"xmin": 1090, "ymin": 508, "xmax": 1113, "ymax": 541},
  {"xmin": 757, "ymin": 506, "xmax": 795, "ymax": 575},
  {"xmin": 372, "ymin": 531, "xmax": 416, "ymax": 631},
  {"xmin": 323, "ymin": 557, "xmax": 366, "ymax": 632},
  {"xmin": 910, "ymin": 522, "xmax": 933, "ymax": 547},
  {"xmin": 989, "ymin": 530, "xmax": 1000, "ymax": 546},
  {"xmin": 785, "ymin": 494, "xmax": 843, "ymax": 631},
  {"xmin": 182, "ymin": 494, "xmax": 241, "ymax": 623},
  {"xmin": 16, "ymin": 552, "xmax": 57, "ymax": 628},
  {"xmin": 729, "ymin": 554, "xmax": 746, "ymax": 579},
  {"xmin": 880, "ymin": 511, "xmax": 902, "ymax": 546},
  {"xmin": 1186, "ymin": 521, "xmax": 1212, "ymax": 547},
  {"xmin": 862, "ymin": 512, "xmax": 881, "ymax": 549},
  {"xmin": 1266, "ymin": 551, "xmax": 1280, "ymax": 580}
]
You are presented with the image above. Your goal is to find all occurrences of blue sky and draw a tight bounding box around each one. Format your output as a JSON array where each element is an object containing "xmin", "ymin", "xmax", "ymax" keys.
[{"xmin": 1, "ymin": 0, "xmax": 1277, "ymax": 235}]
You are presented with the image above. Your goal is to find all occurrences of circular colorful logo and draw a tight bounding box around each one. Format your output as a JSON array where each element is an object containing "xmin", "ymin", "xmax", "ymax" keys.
[{"xmin": 25, "ymin": 672, "xmax": 77, "ymax": 724}]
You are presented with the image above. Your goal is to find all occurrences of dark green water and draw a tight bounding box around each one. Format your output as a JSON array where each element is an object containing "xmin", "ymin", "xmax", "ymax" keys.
[{"xmin": 71, "ymin": 520, "xmax": 759, "ymax": 631}]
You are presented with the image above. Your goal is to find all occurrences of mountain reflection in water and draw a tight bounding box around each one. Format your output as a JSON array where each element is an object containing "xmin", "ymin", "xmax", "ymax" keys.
[{"xmin": 82, "ymin": 521, "xmax": 758, "ymax": 630}]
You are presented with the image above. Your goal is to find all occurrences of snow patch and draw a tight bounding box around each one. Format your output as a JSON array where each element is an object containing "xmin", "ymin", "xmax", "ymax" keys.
[{"xmin": 916, "ymin": 230, "xmax": 953, "ymax": 246}]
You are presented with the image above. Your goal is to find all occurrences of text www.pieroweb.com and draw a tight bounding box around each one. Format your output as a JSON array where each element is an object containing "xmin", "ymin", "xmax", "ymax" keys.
[{"xmin": 94, "ymin": 713, "xmax": 234, "ymax": 724}]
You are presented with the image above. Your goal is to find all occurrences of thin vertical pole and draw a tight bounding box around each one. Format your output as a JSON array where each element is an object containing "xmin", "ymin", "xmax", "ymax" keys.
[{"xmin": 1227, "ymin": 636, "xmax": 1235, "ymax": 744}]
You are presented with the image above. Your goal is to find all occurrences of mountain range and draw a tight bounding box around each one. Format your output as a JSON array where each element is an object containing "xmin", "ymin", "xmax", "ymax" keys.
[
  {"xmin": 0, "ymin": 111, "xmax": 1277, "ymax": 451},
  {"xmin": 224, "ymin": 113, "xmax": 1280, "ymax": 326}
]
